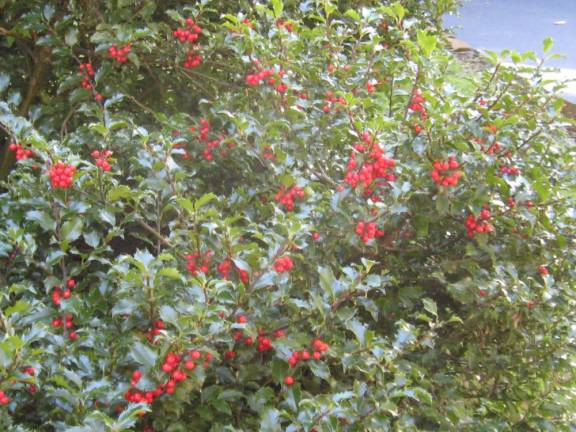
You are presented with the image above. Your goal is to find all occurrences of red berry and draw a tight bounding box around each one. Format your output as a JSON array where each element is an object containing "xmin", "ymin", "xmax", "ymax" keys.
[
  {"xmin": 538, "ymin": 266, "xmax": 549, "ymax": 275},
  {"xmin": 284, "ymin": 376, "xmax": 294, "ymax": 385},
  {"xmin": 273, "ymin": 256, "xmax": 293, "ymax": 273}
]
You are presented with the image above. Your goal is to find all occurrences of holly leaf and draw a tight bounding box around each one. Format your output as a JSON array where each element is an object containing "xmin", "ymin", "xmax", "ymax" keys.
[
  {"xmin": 130, "ymin": 342, "xmax": 157, "ymax": 370},
  {"xmin": 61, "ymin": 218, "xmax": 83, "ymax": 242}
]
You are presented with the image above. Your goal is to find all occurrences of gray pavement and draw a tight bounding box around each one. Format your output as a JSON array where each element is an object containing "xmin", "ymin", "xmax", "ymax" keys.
[{"xmin": 445, "ymin": 0, "xmax": 576, "ymax": 102}]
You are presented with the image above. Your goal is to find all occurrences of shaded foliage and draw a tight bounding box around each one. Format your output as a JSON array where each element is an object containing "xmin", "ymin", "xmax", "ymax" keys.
[{"xmin": 0, "ymin": 0, "xmax": 575, "ymax": 431}]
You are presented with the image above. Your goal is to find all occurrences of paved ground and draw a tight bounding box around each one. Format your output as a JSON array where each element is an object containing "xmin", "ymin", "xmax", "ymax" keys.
[{"xmin": 445, "ymin": 0, "xmax": 576, "ymax": 102}]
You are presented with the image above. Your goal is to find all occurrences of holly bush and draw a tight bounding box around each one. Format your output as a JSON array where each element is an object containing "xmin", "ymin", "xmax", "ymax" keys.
[{"xmin": 0, "ymin": 0, "xmax": 575, "ymax": 431}]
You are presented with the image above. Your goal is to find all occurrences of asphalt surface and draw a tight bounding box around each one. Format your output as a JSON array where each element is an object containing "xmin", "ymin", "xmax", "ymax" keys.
[{"xmin": 444, "ymin": 0, "xmax": 576, "ymax": 102}]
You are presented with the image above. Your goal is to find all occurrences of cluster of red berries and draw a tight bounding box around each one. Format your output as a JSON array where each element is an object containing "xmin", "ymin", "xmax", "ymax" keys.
[
  {"xmin": 430, "ymin": 157, "xmax": 461, "ymax": 187},
  {"xmin": 78, "ymin": 62, "xmax": 95, "ymax": 89},
  {"xmin": 124, "ymin": 351, "xmax": 212, "ymax": 405},
  {"xmin": 198, "ymin": 118, "xmax": 210, "ymax": 141},
  {"xmin": 22, "ymin": 367, "xmax": 36, "ymax": 394},
  {"xmin": 245, "ymin": 67, "xmax": 274, "ymax": 86},
  {"xmin": 408, "ymin": 89, "xmax": 427, "ymax": 120},
  {"xmin": 475, "ymin": 137, "xmax": 506, "ymax": 156},
  {"xmin": 322, "ymin": 90, "xmax": 347, "ymax": 113},
  {"xmin": 185, "ymin": 251, "xmax": 212, "ymax": 275},
  {"xmin": 146, "ymin": 320, "xmax": 165, "ymax": 343},
  {"xmin": 344, "ymin": 136, "xmax": 396, "ymax": 194},
  {"xmin": 51, "ymin": 279, "xmax": 75, "ymax": 306},
  {"xmin": 274, "ymin": 186, "xmax": 305, "ymax": 211},
  {"xmin": 192, "ymin": 118, "xmax": 226, "ymax": 161},
  {"xmin": 287, "ymin": 339, "xmax": 329, "ymax": 368},
  {"xmin": 173, "ymin": 19, "xmax": 203, "ymax": 69},
  {"xmin": 234, "ymin": 326, "xmax": 285, "ymax": 355},
  {"xmin": 217, "ymin": 260, "xmax": 233, "ymax": 279},
  {"xmin": 91, "ymin": 149, "xmax": 113, "ymax": 172},
  {"xmin": 51, "ymin": 314, "xmax": 77, "ymax": 340},
  {"xmin": 245, "ymin": 66, "xmax": 288, "ymax": 93},
  {"xmin": 232, "ymin": 318, "xmax": 285, "ymax": 355},
  {"xmin": 273, "ymin": 256, "xmax": 293, "ymax": 273},
  {"xmin": 216, "ymin": 260, "xmax": 249, "ymax": 283},
  {"xmin": 158, "ymin": 350, "xmax": 212, "ymax": 394},
  {"xmin": 355, "ymin": 221, "xmax": 385, "ymax": 244},
  {"xmin": 8, "ymin": 143, "xmax": 34, "ymax": 161},
  {"xmin": 311, "ymin": 231, "xmax": 321, "ymax": 241},
  {"xmin": 202, "ymin": 137, "xmax": 222, "ymax": 160},
  {"xmin": 276, "ymin": 19, "xmax": 294, "ymax": 32},
  {"xmin": 124, "ymin": 386, "xmax": 159, "ymax": 405},
  {"xmin": 284, "ymin": 339, "xmax": 329, "ymax": 385},
  {"xmin": 499, "ymin": 164, "xmax": 520, "ymax": 176},
  {"xmin": 0, "ymin": 391, "xmax": 9, "ymax": 406},
  {"xmin": 250, "ymin": 328, "xmax": 285, "ymax": 352},
  {"xmin": 485, "ymin": 141, "xmax": 502, "ymax": 155},
  {"xmin": 108, "ymin": 44, "xmax": 131, "ymax": 63},
  {"xmin": 465, "ymin": 207, "xmax": 494, "ymax": 237},
  {"xmin": 173, "ymin": 18, "xmax": 202, "ymax": 43},
  {"xmin": 183, "ymin": 49, "xmax": 203, "ymax": 69},
  {"xmin": 49, "ymin": 162, "xmax": 76, "ymax": 189}
]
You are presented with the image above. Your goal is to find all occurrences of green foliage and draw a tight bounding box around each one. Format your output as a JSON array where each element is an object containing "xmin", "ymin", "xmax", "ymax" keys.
[{"xmin": 1, "ymin": 0, "xmax": 575, "ymax": 431}]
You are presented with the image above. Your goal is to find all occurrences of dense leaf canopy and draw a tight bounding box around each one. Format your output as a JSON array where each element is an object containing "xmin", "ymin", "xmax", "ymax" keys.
[{"xmin": 0, "ymin": 0, "xmax": 575, "ymax": 431}]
